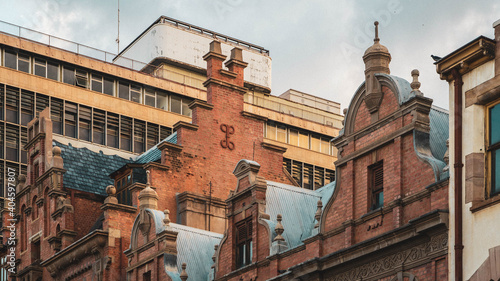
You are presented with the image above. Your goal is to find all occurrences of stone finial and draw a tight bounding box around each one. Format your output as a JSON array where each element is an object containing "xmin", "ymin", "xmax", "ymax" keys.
[
  {"xmin": 146, "ymin": 170, "xmax": 151, "ymax": 187},
  {"xmin": 374, "ymin": 21, "xmax": 380, "ymax": 42},
  {"xmin": 52, "ymin": 146, "xmax": 64, "ymax": 169},
  {"xmin": 410, "ymin": 69, "xmax": 423, "ymax": 96},
  {"xmin": 230, "ymin": 47, "xmax": 243, "ymax": 61},
  {"xmin": 314, "ymin": 200, "xmax": 323, "ymax": 229},
  {"xmin": 180, "ymin": 263, "xmax": 188, "ymax": 281},
  {"xmin": 104, "ymin": 185, "xmax": 118, "ymax": 204},
  {"xmin": 138, "ymin": 171, "xmax": 159, "ymax": 210},
  {"xmin": 274, "ymin": 214, "xmax": 285, "ymax": 242},
  {"xmin": 163, "ymin": 209, "xmax": 171, "ymax": 226},
  {"xmin": 209, "ymin": 40, "xmax": 222, "ymax": 55}
]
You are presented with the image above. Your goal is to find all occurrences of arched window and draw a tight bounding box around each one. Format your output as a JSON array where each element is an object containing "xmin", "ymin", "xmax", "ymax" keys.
[{"xmin": 31, "ymin": 196, "xmax": 38, "ymax": 220}]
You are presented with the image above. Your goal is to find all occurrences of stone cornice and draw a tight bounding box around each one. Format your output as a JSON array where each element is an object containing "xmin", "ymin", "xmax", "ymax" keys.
[
  {"xmin": 41, "ymin": 230, "xmax": 108, "ymax": 277},
  {"xmin": 101, "ymin": 202, "xmax": 137, "ymax": 213},
  {"xmin": 203, "ymin": 77, "xmax": 248, "ymax": 94},
  {"xmin": 241, "ymin": 111, "xmax": 268, "ymax": 122},
  {"xmin": 261, "ymin": 141, "xmax": 287, "ymax": 153},
  {"xmin": 143, "ymin": 162, "xmax": 169, "ymax": 171},
  {"xmin": 173, "ymin": 121, "xmax": 199, "ymax": 132},
  {"xmin": 465, "ymin": 74, "xmax": 500, "ymax": 107},
  {"xmin": 157, "ymin": 140, "xmax": 183, "ymax": 151},
  {"xmin": 24, "ymin": 133, "xmax": 46, "ymax": 150},
  {"xmin": 188, "ymin": 99, "xmax": 214, "ymax": 110}
]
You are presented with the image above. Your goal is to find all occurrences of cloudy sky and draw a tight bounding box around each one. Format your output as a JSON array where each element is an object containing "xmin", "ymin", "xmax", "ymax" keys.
[{"xmin": 2, "ymin": 0, "xmax": 499, "ymax": 110}]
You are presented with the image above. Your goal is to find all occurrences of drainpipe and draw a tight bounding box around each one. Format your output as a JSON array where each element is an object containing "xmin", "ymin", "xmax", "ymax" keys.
[{"xmin": 451, "ymin": 68, "xmax": 464, "ymax": 281}]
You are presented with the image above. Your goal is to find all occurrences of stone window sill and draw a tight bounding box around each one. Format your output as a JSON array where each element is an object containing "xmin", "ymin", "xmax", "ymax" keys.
[{"xmin": 470, "ymin": 194, "xmax": 500, "ymax": 213}]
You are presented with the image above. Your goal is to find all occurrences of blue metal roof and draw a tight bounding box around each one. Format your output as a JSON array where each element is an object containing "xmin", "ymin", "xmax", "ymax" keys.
[
  {"xmin": 263, "ymin": 181, "xmax": 335, "ymax": 250},
  {"xmin": 429, "ymin": 106, "xmax": 449, "ymax": 162},
  {"xmin": 55, "ymin": 141, "xmax": 132, "ymax": 196},
  {"xmin": 135, "ymin": 132, "xmax": 177, "ymax": 164},
  {"xmin": 145, "ymin": 209, "xmax": 223, "ymax": 281}
]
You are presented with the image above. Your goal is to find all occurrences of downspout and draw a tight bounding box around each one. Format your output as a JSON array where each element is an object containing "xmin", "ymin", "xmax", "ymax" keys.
[{"xmin": 451, "ymin": 68, "xmax": 464, "ymax": 281}]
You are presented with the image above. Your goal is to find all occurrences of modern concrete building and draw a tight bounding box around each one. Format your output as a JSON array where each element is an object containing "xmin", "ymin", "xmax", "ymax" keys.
[{"xmin": 436, "ymin": 18, "xmax": 500, "ymax": 281}]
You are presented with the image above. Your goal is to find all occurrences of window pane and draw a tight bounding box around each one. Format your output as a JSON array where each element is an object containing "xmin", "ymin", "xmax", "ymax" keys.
[
  {"xmin": 311, "ymin": 135, "xmax": 321, "ymax": 152},
  {"xmin": 181, "ymin": 98, "xmax": 191, "ymax": 117},
  {"xmin": 34, "ymin": 58, "xmax": 47, "ymax": 77},
  {"xmin": 299, "ymin": 131, "xmax": 309, "ymax": 149},
  {"xmin": 266, "ymin": 123, "xmax": 276, "ymax": 140},
  {"xmin": 103, "ymin": 77, "xmax": 114, "ymax": 96},
  {"xmin": 289, "ymin": 129, "xmax": 298, "ymax": 146},
  {"xmin": 321, "ymin": 138, "xmax": 330, "ymax": 154},
  {"xmin": 171, "ymin": 95, "xmax": 182, "ymax": 114},
  {"xmin": 63, "ymin": 66, "xmax": 75, "ymax": 85},
  {"xmin": 64, "ymin": 103, "xmax": 77, "ymax": 138},
  {"xmin": 490, "ymin": 103, "xmax": 500, "ymax": 145},
  {"xmin": 18, "ymin": 53, "xmax": 30, "ymax": 73},
  {"xmin": 130, "ymin": 84, "xmax": 141, "ymax": 103},
  {"xmin": 47, "ymin": 61, "xmax": 59, "ymax": 80},
  {"xmin": 79, "ymin": 106, "xmax": 91, "ymax": 141},
  {"xmin": 120, "ymin": 116, "xmax": 132, "ymax": 151},
  {"xmin": 157, "ymin": 92, "xmax": 167, "ymax": 110},
  {"xmin": 493, "ymin": 149, "xmax": 500, "ymax": 195},
  {"xmin": 145, "ymin": 89, "xmax": 155, "ymax": 107},
  {"xmin": 5, "ymin": 50, "xmax": 17, "ymax": 69},
  {"xmin": 119, "ymin": 82, "xmax": 129, "ymax": 100},
  {"xmin": 277, "ymin": 125, "xmax": 287, "ymax": 142},
  {"xmin": 91, "ymin": 74, "xmax": 103, "ymax": 92}
]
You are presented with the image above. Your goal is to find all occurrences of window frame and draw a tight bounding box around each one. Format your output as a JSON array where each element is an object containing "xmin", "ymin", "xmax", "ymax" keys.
[
  {"xmin": 487, "ymin": 100, "xmax": 500, "ymax": 198},
  {"xmin": 235, "ymin": 217, "xmax": 253, "ymax": 269},
  {"xmin": 369, "ymin": 161, "xmax": 384, "ymax": 211}
]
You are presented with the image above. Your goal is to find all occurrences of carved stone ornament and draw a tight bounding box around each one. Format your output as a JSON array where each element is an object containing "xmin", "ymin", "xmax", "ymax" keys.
[{"xmin": 220, "ymin": 124, "xmax": 235, "ymax": 150}]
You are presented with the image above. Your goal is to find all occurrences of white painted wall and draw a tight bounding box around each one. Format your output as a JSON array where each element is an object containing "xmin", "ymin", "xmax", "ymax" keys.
[
  {"xmin": 448, "ymin": 60, "xmax": 499, "ymax": 280},
  {"xmin": 115, "ymin": 23, "xmax": 272, "ymax": 89}
]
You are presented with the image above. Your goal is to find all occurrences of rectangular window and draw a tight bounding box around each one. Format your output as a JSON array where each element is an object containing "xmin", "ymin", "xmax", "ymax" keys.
[
  {"xmin": 119, "ymin": 81, "xmax": 130, "ymax": 100},
  {"xmin": 321, "ymin": 138, "xmax": 330, "ymax": 154},
  {"xmin": 299, "ymin": 131, "xmax": 309, "ymax": 149},
  {"xmin": 311, "ymin": 135, "xmax": 321, "ymax": 152},
  {"xmin": 103, "ymin": 76, "xmax": 114, "ymax": 96},
  {"xmin": 0, "ymin": 123, "xmax": 4, "ymax": 158},
  {"xmin": 34, "ymin": 58, "xmax": 47, "ymax": 77},
  {"xmin": 21, "ymin": 90, "xmax": 35, "ymax": 126},
  {"xmin": 6, "ymin": 86, "xmax": 19, "ymax": 124},
  {"xmin": 6, "ymin": 125, "xmax": 19, "ymax": 161},
  {"xmin": 130, "ymin": 84, "xmax": 142, "ymax": 103},
  {"xmin": 120, "ymin": 116, "xmax": 132, "ymax": 151},
  {"xmin": 266, "ymin": 122, "xmax": 276, "ymax": 140},
  {"xmin": 235, "ymin": 218, "xmax": 252, "ymax": 268},
  {"xmin": 0, "ymin": 84, "xmax": 4, "ymax": 120},
  {"xmin": 314, "ymin": 167, "xmax": 325, "ymax": 189},
  {"xmin": 91, "ymin": 74, "xmax": 103, "ymax": 93},
  {"xmin": 4, "ymin": 49, "xmax": 17, "ymax": 69},
  {"xmin": 146, "ymin": 123, "xmax": 159, "ymax": 150},
  {"xmin": 17, "ymin": 53, "xmax": 30, "ymax": 73},
  {"xmin": 51, "ymin": 98, "xmax": 63, "ymax": 134},
  {"xmin": 79, "ymin": 106, "xmax": 91, "ymax": 141},
  {"xmin": 47, "ymin": 61, "xmax": 59, "ymax": 81},
  {"xmin": 171, "ymin": 95, "xmax": 182, "ymax": 114},
  {"xmin": 64, "ymin": 102, "xmax": 77, "ymax": 138},
  {"xmin": 134, "ymin": 120, "xmax": 145, "ymax": 153},
  {"xmin": 107, "ymin": 113, "xmax": 119, "ymax": 148},
  {"xmin": 35, "ymin": 93, "xmax": 49, "ymax": 117},
  {"xmin": 75, "ymin": 69, "xmax": 88, "ymax": 88},
  {"xmin": 63, "ymin": 66, "xmax": 75, "ymax": 85},
  {"xmin": 145, "ymin": 89, "xmax": 156, "ymax": 107},
  {"xmin": 182, "ymin": 97, "xmax": 192, "ymax": 117},
  {"xmin": 489, "ymin": 102, "xmax": 500, "ymax": 196},
  {"xmin": 157, "ymin": 91, "xmax": 168, "ymax": 110},
  {"xmin": 370, "ymin": 162, "xmax": 384, "ymax": 210},
  {"xmin": 160, "ymin": 126, "xmax": 172, "ymax": 140},
  {"xmin": 93, "ymin": 109, "xmax": 105, "ymax": 145},
  {"xmin": 292, "ymin": 160, "xmax": 302, "ymax": 187},
  {"xmin": 277, "ymin": 124, "xmax": 287, "ymax": 143},
  {"xmin": 289, "ymin": 129, "xmax": 299, "ymax": 146},
  {"xmin": 303, "ymin": 163, "xmax": 313, "ymax": 190}
]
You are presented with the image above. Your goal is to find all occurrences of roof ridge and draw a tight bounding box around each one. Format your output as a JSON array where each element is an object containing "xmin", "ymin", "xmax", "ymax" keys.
[{"xmin": 266, "ymin": 181, "xmax": 321, "ymax": 197}]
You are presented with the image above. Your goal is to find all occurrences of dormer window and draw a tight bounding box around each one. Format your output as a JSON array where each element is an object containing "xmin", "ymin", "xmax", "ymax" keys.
[
  {"xmin": 370, "ymin": 162, "xmax": 384, "ymax": 210},
  {"xmin": 236, "ymin": 217, "xmax": 253, "ymax": 268}
]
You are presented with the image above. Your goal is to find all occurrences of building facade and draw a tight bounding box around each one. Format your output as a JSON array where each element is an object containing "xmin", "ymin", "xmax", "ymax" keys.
[
  {"xmin": 0, "ymin": 16, "xmax": 343, "ymax": 280},
  {"xmin": 436, "ymin": 18, "xmax": 500, "ymax": 281}
]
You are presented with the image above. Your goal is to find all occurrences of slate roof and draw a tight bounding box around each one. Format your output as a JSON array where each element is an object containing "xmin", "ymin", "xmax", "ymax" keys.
[
  {"xmin": 429, "ymin": 106, "xmax": 449, "ymax": 162},
  {"xmin": 144, "ymin": 209, "xmax": 223, "ymax": 281},
  {"xmin": 262, "ymin": 180, "xmax": 335, "ymax": 250},
  {"xmin": 135, "ymin": 132, "xmax": 177, "ymax": 164},
  {"xmin": 55, "ymin": 141, "xmax": 132, "ymax": 196}
]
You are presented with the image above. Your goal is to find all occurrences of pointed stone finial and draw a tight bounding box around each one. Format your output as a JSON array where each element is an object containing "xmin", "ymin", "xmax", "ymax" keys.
[
  {"xmin": 410, "ymin": 69, "xmax": 423, "ymax": 96},
  {"xmin": 180, "ymin": 263, "xmax": 188, "ymax": 281},
  {"xmin": 374, "ymin": 21, "xmax": 380, "ymax": 42},
  {"xmin": 274, "ymin": 214, "xmax": 285, "ymax": 242},
  {"xmin": 314, "ymin": 200, "xmax": 323, "ymax": 229},
  {"xmin": 146, "ymin": 170, "xmax": 151, "ymax": 187},
  {"xmin": 163, "ymin": 209, "xmax": 171, "ymax": 226}
]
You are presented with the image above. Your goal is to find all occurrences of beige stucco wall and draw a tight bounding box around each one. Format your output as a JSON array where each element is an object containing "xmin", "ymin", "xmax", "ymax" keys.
[{"xmin": 448, "ymin": 60, "xmax": 498, "ymax": 280}]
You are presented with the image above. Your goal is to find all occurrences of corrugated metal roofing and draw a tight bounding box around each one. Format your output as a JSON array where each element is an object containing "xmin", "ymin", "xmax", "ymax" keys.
[
  {"xmin": 264, "ymin": 181, "xmax": 335, "ymax": 249},
  {"xmin": 429, "ymin": 106, "xmax": 449, "ymax": 162},
  {"xmin": 135, "ymin": 132, "xmax": 177, "ymax": 164},
  {"xmin": 55, "ymin": 141, "xmax": 132, "ymax": 196},
  {"xmin": 145, "ymin": 209, "xmax": 222, "ymax": 281}
]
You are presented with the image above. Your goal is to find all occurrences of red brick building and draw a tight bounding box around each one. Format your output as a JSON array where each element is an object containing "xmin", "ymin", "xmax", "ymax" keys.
[{"xmin": 6, "ymin": 21, "xmax": 450, "ymax": 281}]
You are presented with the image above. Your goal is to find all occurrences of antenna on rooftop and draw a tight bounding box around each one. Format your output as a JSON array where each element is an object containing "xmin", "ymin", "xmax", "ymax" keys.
[{"xmin": 116, "ymin": 0, "xmax": 120, "ymax": 54}]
